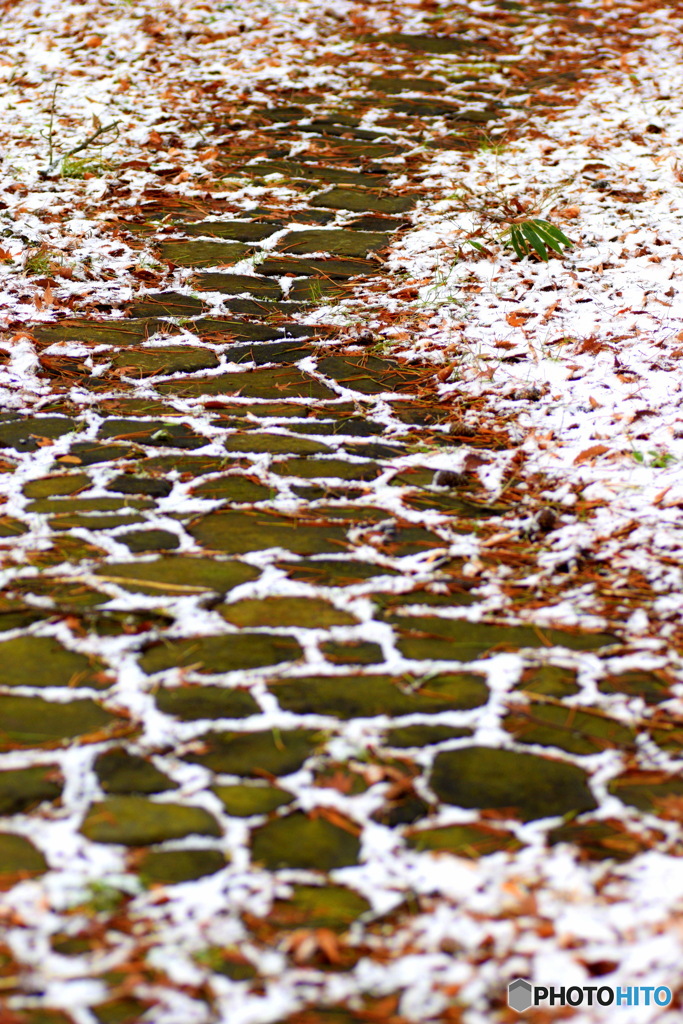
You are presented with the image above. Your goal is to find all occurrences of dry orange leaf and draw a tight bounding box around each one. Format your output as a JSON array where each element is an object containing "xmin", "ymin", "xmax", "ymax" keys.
[
  {"xmin": 574, "ymin": 444, "xmax": 610, "ymax": 465},
  {"xmin": 506, "ymin": 310, "xmax": 534, "ymax": 327}
]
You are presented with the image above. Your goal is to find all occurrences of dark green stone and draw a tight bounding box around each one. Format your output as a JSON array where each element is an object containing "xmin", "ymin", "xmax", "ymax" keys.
[
  {"xmin": 267, "ymin": 883, "xmax": 370, "ymax": 931},
  {"xmin": 223, "ymin": 433, "xmax": 330, "ymax": 455},
  {"xmin": 0, "ymin": 416, "xmax": 75, "ymax": 452},
  {"xmin": 278, "ymin": 229, "xmax": 390, "ymax": 257},
  {"xmin": 598, "ymin": 670, "xmax": 671, "ymax": 703},
  {"xmin": 26, "ymin": 496, "xmax": 151, "ymax": 514},
  {"xmin": 80, "ymin": 795, "xmax": 221, "ymax": 845},
  {"xmin": 97, "ymin": 419, "xmax": 205, "ymax": 449},
  {"xmin": 188, "ymin": 510, "xmax": 348, "ymax": 555},
  {"xmin": 515, "ymin": 665, "xmax": 579, "ymax": 697},
  {"xmin": 127, "ymin": 291, "xmax": 205, "ymax": 318},
  {"xmin": 371, "ymin": 32, "xmax": 493, "ymax": 54},
  {"xmin": 157, "ymin": 367, "xmax": 336, "ymax": 399},
  {"xmin": 191, "ymin": 475, "xmax": 271, "ymax": 502},
  {"xmin": 184, "ymin": 729, "xmax": 319, "ymax": 776},
  {"xmin": 608, "ymin": 772, "xmax": 683, "ymax": 815},
  {"xmin": 178, "ymin": 220, "xmax": 280, "ymax": 241},
  {"xmin": 0, "ymin": 766, "xmax": 62, "ymax": 814},
  {"xmin": 0, "ymin": 695, "xmax": 119, "ymax": 746},
  {"xmin": 395, "ymin": 616, "xmax": 619, "ymax": 661},
  {"xmin": 121, "ymin": 529, "xmax": 180, "ymax": 552},
  {"xmin": 31, "ymin": 318, "xmax": 160, "ymax": 345},
  {"xmin": 94, "ymin": 556, "xmax": 259, "ymax": 596},
  {"xmin": 311, "ymin": 188, "xmax": 415, "ymax": 214},
  {"xmin": 503, "ymin": 702, "xmax": 635, "ymax": 756},
  {"xmin": 191, "ymin": 272, "xmax": 282, "ymax": 298},
  {"xmin": 241, "ymin": 160, "xmax": 390, "ymax": 188},
  {"xmin": 273, "ymin": 457, "xmax": 380, "ymax": 480},
  {"xmin": 156, "ymin": 685, "xmax": 259, "ymax": 720},
  {"xmin": 110, "ymin": 347, "xmax": 219, "ymax": 377},
  {"xmin": 0, "ymin": 635, "xmax": 107, "ymax": 689},
  {"xmin": 157, "ymin": 240, "xmax": 250, "ymax": 267},
  {"xmin": 407, "ymin": 823, "xmax": 522, "ymax": 858},
  {"xmin": 320, "ymin": 641, "xmax": 383, "ymax": 665},
  {"xmin": 548, "ymin": 819, "xmax": 651, "ymax": 862},
  {"xmin": 431, "ymin": 747, "xmax": 597, "ymax": 821},
  {"xmin": 107, "ymin": 475, "xmax": 173, "ymax": 497},
  {"xmin": 368, "ymin": 75, "xmax": 447, "ymax": 93},
  {"xmin": 251, "ymin": 811, "xmax": 360, "ymax": 870},
  {"xmin": 317, "ymin": 355, "xmax": 425, "ymax": 395},
  {"xmin": 138, "ymin": 848, "xmax": 227, "ymax": 884},
  {"xmin": 56, "ymin": 442, "xmax": 141, "ymax": 466},
  {"xmin": 385, "ymin": 724, "xmax": 471, "ymax": 747},
  {"xmin": 279, "ymin": 559, "xmax": 399, "ymax": 586},
  {"xmin": 272, "ymin": 672, "xmax": 487, "ymax": 719},
  {"xmin": 95, "ymin": 749, "xmax": 177, "ymax": 794},
  {"xmin": 213, "ymin": 783, "xmax": 293, "ymax": 816},
  {"xmin": 219, "ymin": 597, "xmax": 357, "ymax": 628},
  {"xmin": 23, "ymin": 472, "xmax": 91, "ymax": 497},
  {"xmin": 259, "ymin": 256, "xmax": 380, "ymax": 279},
  {"xmin": 140, "ymin": 634, "xmax": 302, "ymax": 675},
  {"xmin": 0, "ymin": 833, "xmax": 47, "ymax": 880}
]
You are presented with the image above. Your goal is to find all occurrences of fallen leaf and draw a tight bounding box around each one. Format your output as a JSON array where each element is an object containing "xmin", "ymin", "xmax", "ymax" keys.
[{"xmin": 574, "ymin": 444, "xmax": 610, "ymax": 465}]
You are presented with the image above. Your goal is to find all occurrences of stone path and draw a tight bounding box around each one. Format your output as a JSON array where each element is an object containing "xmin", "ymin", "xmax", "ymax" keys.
[{"xmin": 1, "ymin": 2, "xmax": 683, "ymax": 1023}]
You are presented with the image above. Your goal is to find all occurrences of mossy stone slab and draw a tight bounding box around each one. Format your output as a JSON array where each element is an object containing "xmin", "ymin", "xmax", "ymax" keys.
[
  {"xmin": 385, "ymin": 724, "xmax": 472, "ymax": 748},
  {"xmin": 26, "ymin": 496, "xmax": 151, "ymax": 514},
  {"xmin": 191, "ymin": 475, "xmax": 271, "ymax": 502},
  {"xmin": 219, "ymin": 597, "xmax": 357, "ymax": 628},
  {"xmin": 407, "ymin": 823, "xmax": 522, "ymax": 858},
  {"xmin": 371, "ymin": 32, "xmax": 492, "ymax": 54},
  {"xmin": 23, "ymin": 473, "xmax": 91, "ymax": 498},
  {"xmin": 278, "ymin": 229, "xmax": 390, "ymax": 257},
  {"xmin": 26, "ymin": 535, "xmax": 107, "ymax": 569},
  {"xmin": 140, "ymin": 634, "xmax": 302, "ymax": 675},
  {"xmin": 305, "ymin": 138, "xmax": 402, "ymax": 160},
  {"xmin": 111, "ymin": 347, "xmax": 219, "ymax": 377},
  {"xmin": 0, "ymin": 834, "xmax": 47, "ymax": 882},
  {"xmin": 0, "ymin": 766, "xmax": 62, "ymax": 814},
  {"xmin": 311, "ymin": 188, "xmax": 415, "ymax": 214},
  {"xmin": 157, "ymin": 240, "xmax": 250, "ymax": 267},
  {"xmin": 189, "ymin": 510, "xmax": 348, "ymax": 555},
  {"xmin": 287, "ymin": 278, "xmax": 347, "ymax": 301},
  {"xmin": 94, "ymin": 556, "xmax": 259, "ymax": 596},
  {"xmin": 192, "ymin": 272, "xmax": 282, "ymax": 298},
  {"xmin": 374, "ymin": 587, "xmax": 477, "ymax": 613},
  {"xmin": 395, "ymin": 616, "xmax": 618, "ymax": 661},
  {"xmin": 127, "ymin": 291, "xmax": 206, "ymax": 318},
  {"xmin": 548, "ymin": 819, "xmax": 653, "ymax": 862},
  {"xmin": 0, "ymin": 635, "xmax": 107, "ymax": 689},
  {"xmin": 107, "ymin": 475, "xmax": 173, "ymax": 497},
  {"xmin": 223, "ymin": 433, "xmax": 330, "ymax": 456},
  {"xmin": 607, "ymin": 772, "xmax": 683, "ymax": 815},
  {"xmin": 598, "ymin": 670, "xmax": 671, "ymax": 703},
  {"xmin": 31, "ymin": 318, "xmax": 160, "ymax": 345},
  {"xmin": 179, "ymin": 220, "xmax": 280, "ymax": 241},
  {"xmin": 431, "ymin": 747, "xmax": 597, "ymax": 821},
  {"xmin": 13, "ymin": 578, "xmax": 106, "ymax": 611},
  {"xmin": 221, "ymin": 339, "xmax": 312, "ymax": 364},
  {"xmin": 0, "ymin": 516, "xmax": 28, "ymax": 537},
  {"xmin": 184, "ymin": 728, "xmax": 319, "ymax": 776},
  {"xmin": 368, "ymin": 75, "xmax": 447, "ymax": 93},
  {"xmin": 92, "ymin": 998, "xmax": 153, "ymax": 1024},
  {"xmin": 242, "ymin": 160, "xmax": 391, "ymax": 188},
  {"xmin": 157, "ymin": 367, "xmax": 336, "ymax": 400},
  {"xmin": 279, "ymin": 558, "xmax": 399, "ymax": 586},
  {"xmin": 0, "ymin": 602, "xmax": 46, "ymax": 632},
  {"xmin": 55, "ymin": 442, "xmax": 141, "ymax": 467},
  {"xmin": 515, "ymin": 665, "xmax": 579, "ymax": 697},
  {"xmin": 273, "ymin": 457, "xmax": 380, "ymax": 480},
  {"xmin": 213, "ymin": 783, "xmax": 293, "ymax": 816},
  {"xmin": 267, "ymin": 883, "xmax": 370, "ymax": 931},
  {"xmin": 272, "ymin": 672, "xmax": 486, "ymax": 719},
  {"xmin": 383, "ymin": 97, "xmax": 476, "ymax": 118},
  {"xmin": 251, "ymin": 811, "xmax": 360, "ymax": 870},
  {"xmin": 142, "ymin": 454, "xmax": 231, "ymax": 476},
  {"xmin": 121, "ymin": 529, "xmax": 180, "ymax": 552},
  {"xmin": 195, "ymin": 948, "xmax": 257, "ymax": 980},
  {"xmin": 320, "ymin": 641, "xmax": 383, "ymax": 665},
  {"xmin": 503, "ymin": 702, "xmax": 635, "ymax": 756},
  {"xmin": 0, "ymin": 417, "xmax": 76, "ymax": 452},
  {"xmin": 95, "ymin": 749, "xmax": 177, "ymax": 795},
  {"xmin": 156, "ymin": 685, "xmax": 259, "ymax": 721},
  {"xmin": 80, "ymin": 796, "xmax": 221, "ymax": 845},
  {"xmin": 138, "ymin": 848, "xmax": 227, "ymax": 884},
  {"xmin": 98, "ymin": 419, "xmax": 205, "ymax": 450},
  {"xmin": 317, "ymin": 355, "xmax": 424, "ymax": 395},
  {"xmin": 0, "ymin": 695, "xmax": 120, "ymax": 746},
  {"xmin": 50, "ymin": 512, "xmax": 143, "ymax": 531},
  {"xmin": 259, "ymin": 256, "xmax": 380, "ymax": 279}
]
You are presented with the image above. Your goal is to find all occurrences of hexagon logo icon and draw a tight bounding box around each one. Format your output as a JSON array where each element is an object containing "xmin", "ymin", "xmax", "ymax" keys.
[{"xmin": 508, "ymin": 979, "xmax": 533, "ymax": 1013}]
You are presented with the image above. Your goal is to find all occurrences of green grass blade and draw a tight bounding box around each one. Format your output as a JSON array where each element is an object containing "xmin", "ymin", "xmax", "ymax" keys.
[
  {"xmin": 509, "ymin": 226, "xmax": 526, "ymax": 260},
  {"xmin": 520, "ymin": 222, "xmax": 549, "ymax": 261},
  {"xmin": 529, "ymin": 221, "xmax": 565, "ymax": 255}
]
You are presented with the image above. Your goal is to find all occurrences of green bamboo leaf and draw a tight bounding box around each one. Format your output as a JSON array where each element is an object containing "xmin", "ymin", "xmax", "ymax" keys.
[
  {"xmin": 466, "ymin": 240, "xmax": 484, "ymax": 251},
  {"xmin": 534, "ymin": 220, "xmax": 572, "ymax": 247},
  {"xmin": 530, "ymin": 221, "xmax": 565, "ymax": 255},
  {"xmin": 520, "ymin": 222, "xmax": 549, "ymax": 261},
  {"xmin": 509, "ymin": 226, "xmax": 526, "ymax": 260}
]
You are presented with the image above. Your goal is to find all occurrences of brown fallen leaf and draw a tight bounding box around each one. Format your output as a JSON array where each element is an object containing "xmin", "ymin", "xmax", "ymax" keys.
[
  {"xmin": 506, "ymin": 310, "xmax": 534, "ymax": 327},
  {"xmin": 574, "ymin": 444, "xmax": 610, "ymax": 465}
]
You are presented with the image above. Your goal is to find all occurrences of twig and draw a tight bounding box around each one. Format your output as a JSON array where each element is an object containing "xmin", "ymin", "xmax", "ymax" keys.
[
  {"xmin": 41, "ymin": 119, "xmax": 120, "ymax": 178},
  {"xmin": 39, "ymin": 83, "xmax": 63, "ymax": 170}
]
